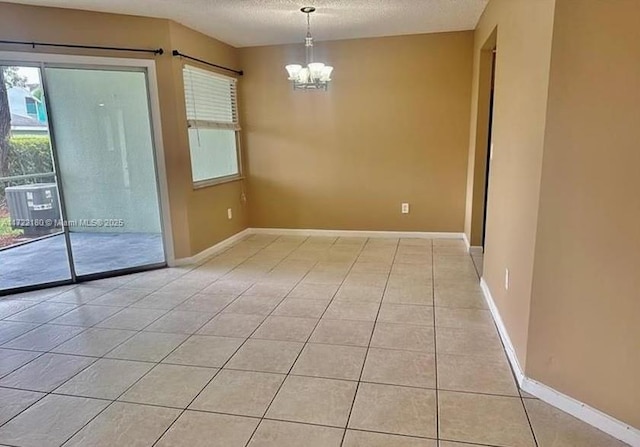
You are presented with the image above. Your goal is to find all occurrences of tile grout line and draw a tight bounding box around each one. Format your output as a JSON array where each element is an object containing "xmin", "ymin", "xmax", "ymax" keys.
[
  {"xmin": 0, "ymin": 267, "xmax": 213, "ymax": 441},
  {"xmin": 239, "ymin": 235, "xmax": 357, "ymax": 446},
  {"xmin": 466, "ymin": 252, "xmax": 540, "ymax": 447},
  {"xmin": 0, "ymin": 234, "xmax": 271, "ymax": 390},
  {"xmin": 0, "ymin": 238, "xmax": 438, "ymax": 444},
  {"xmin": 0, "ymin": 387, "xmax": 499, "ymax": 447},
  {"xmin": 0, "ymin": 278, "xmax": 185, "ymax": 383},
  {"xmin": 0, "ymin": 285, "xmax": 77, "ymax": 309},
  {"xmin": 438, "ymin": 437, "xmax": 517, "ymax": 447},
  {"xmin": 0, "ymin": 234, "xmax": 277, "ymax": 441},
  {"xmin": 7, "ymin": 315, "xmax": 503, "ymax": 365},
  {"xmin": 0, "ymin": 374, "xmax": 530, "ymax": 402},
  {"xmin": 132, "ymin": 234, "xmax": 305, "ymax": 447},
  {"xmin": 0, "ymin": 286, "xmax": 191, "ymax": 429},
  {"xmin": 0, "ymin": 240, "xmax": 233, "ymax": 396},
  {"xmin": 520, "ymin": 385, "xmax": 540, "ymax": 447},
  {"xmin": 0, "ymin": 238, "xmax": 518, "ymax": 447},
  {"xmin": 54, "ymin": 234, "xmax": 288, "ymax": 447},
  {"xmin": 148, "ymin": 235, "xmax": 327, "ymax": 447},
  {"xmin": 432, "ymin": 241, "xmax": 440, "ymax": 445},
  {"xmin": 0, "ymin": 287, "xmax": 190, "ymax": 433},
  {"xmin": 0, "ymin": 289, "xmax": 145, "ymax": 431},
  {"xmin": 340, "ymin": 237, "xmax": 400, "ymax": 447}
]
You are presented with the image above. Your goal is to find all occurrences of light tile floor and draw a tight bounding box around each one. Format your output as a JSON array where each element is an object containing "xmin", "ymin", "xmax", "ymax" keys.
[{"xmin": 0, "ymin": 235, "xmax": 631, "ymax": 446}]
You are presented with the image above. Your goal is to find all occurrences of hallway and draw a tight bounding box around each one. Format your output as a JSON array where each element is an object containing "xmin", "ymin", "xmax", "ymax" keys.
[{"xmin": 0, "ymin": 235, "xmax": 628, "ymax": 446}]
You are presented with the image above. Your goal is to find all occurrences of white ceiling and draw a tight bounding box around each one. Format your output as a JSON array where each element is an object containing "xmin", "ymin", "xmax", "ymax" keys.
[{"xmin": 6, "ymin": 0, "xmax": 489, "ymax": 47}]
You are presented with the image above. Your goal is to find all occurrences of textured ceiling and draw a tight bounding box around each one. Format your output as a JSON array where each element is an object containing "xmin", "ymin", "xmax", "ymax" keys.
[{"xmin": 6, "ymin": 0, "xmax": 489, "ymax": 47}]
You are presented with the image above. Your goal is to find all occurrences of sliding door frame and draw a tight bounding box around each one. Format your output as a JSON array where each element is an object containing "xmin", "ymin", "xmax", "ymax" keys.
[{"xmin": 0, "ymin": 51, "xmax": 174, "ymax": 294}]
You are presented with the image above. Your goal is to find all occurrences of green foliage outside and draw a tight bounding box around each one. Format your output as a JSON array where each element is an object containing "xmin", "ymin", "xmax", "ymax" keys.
[
  {"xmin": 0, "ymin": 214, "xmax": 22, "ymax": 236},
  {"xmin": 0, "ymin": 68, "xmax": 50, "ymax": 244},
  {"xmin": 0, "ymin": 135, "xmax": 52, "ymax": 241},
  {"xmin": 5, "ymin": 136, "xmax": 53, "ymax": 178}
]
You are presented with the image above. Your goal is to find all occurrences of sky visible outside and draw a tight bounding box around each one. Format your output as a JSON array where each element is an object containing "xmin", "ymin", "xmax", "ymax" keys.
[{"xmin": 14, "ymin": 67, "xmax": 41, "ymax": 86}]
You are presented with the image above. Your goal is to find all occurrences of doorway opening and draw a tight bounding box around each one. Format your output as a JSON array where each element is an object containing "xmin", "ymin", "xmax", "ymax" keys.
[
  {"xmin": 469, "ymin": 30, "xmax": 497, "ymax": 275},
  {"xmin": 482, "ymin": 49, "xmax": 497, "ymax": 248}
]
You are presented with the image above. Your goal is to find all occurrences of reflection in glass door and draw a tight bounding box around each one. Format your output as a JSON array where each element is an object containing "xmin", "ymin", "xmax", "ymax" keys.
[
  {"xmin": 0, "ymin": 64, "xmax": 71, "ymax": 291},
  {"xmin": 43, "ymin": 67, "xmax": 165, "ymax": 278}
]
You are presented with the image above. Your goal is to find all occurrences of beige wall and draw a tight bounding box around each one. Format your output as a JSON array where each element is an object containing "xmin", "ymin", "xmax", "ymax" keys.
[
  {"xmin": 466, "ymin": 0, "xmax": 556, "ymax": 368},
  {"xmin": 469, "ymin": 0, "xmax": 640, "ymax": 429},
  {"xmin": 0, "ymin": 3, "xmax": 248, "ymax": 258},
  {"xmin": 167, "ymin": 22, "xmax": 249, "ymax": 254},
  {"xmin": 527, "ymin": 0, "xmax": 640, "ymax": 428},
  {"xmin": 239, "ymin": 32, "xmax": 473, "ymax": 232}
]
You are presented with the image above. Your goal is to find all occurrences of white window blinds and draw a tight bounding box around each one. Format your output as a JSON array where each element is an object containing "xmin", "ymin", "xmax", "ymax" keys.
[{"xmin": 183, "ymin": 65, "xmax": 239, "ymax": 131}]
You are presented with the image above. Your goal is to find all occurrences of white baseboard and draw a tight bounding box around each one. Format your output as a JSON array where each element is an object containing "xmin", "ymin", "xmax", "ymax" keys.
[
  {"xmin": 522, "ymin": 377, "xmax": 640, "ymax": 446},
  {"xmin": 169, "ymin": 228, "xmax": 251, "ymax": 267},
  {"xmin": 480, "ymin": 278, "xmax": 640, "ymax": 446},
  {"xmin": 249, "ymin": 228, "xmax": 464, "ymax": 239},
  {"xmin": 480, "ymin": 278, "xmax": 525, "ymax": 385},
  {"xmin": 469, "ymin": 246, "xmax": 484, "ymax": 255},
  {"xmin": 171, "ymin": 226, "xmax": 466, "ymax": 266},
  {"xmin": 169, "ymin": 227, "xmax": 464, "ymax": 267},
  {"xmin": 463, "ymin": 233, "xmax": 484, "ymax": 255}
]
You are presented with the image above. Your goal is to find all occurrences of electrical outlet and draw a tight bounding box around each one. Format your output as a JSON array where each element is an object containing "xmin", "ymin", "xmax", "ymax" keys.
[
  {"xmin": 401, "ymin": 203, "xmax": 410, "ymax": 214},
  {"xmin": 227, "ymin": 208, "xmax": 233, "ymax": 220},
  {"xmin": 505, "ymin": 268, "xmax": 510, "ymax": 290}
]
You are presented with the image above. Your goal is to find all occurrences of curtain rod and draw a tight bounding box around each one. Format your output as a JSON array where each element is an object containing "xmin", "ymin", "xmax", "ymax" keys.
[
  {"xmin": 0, "ymin": 39, "xmax": 164, "ymax": 55},
  {"xmin": 172, "ymin": 50, "xmax": 243, "ymax": 76}
]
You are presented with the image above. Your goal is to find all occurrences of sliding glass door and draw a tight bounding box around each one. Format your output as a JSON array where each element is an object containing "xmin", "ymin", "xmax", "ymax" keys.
[
  {"xmin": 0, "ymin": 60, "xmax": 166, "ymax": 294},
  {"xmin": 44, "ymin": 67, "xmax": 165, "ymax": 278}
]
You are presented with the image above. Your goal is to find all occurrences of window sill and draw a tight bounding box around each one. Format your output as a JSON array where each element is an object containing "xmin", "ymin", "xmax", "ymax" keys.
[{"xmin": 192, "ymin": 175, "xmax": 245, "ymax": 190}]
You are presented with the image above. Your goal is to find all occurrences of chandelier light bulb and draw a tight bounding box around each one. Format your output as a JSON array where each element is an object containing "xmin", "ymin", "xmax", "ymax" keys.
[
  {"xmin": 308, "ymin": 62, "xmax": 325, "ymax": 80},
  {"xmin": 298, "ymin": 67, "xmax": 310, "ymax": 83},
  {"xmin": 285, "ymin": 64, "xmax": 302, "ymax": 80},
  {"xmin": 320, "ymin": 66, "xmax": 333, "ymax": 82}
]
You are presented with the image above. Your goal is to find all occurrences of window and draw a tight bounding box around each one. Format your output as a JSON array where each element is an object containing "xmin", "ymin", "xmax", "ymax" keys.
[
  {"xmin": 182, "ymin": 65, "xmax": 241, "ymax": 186},
  {"xmin": 25, "ymin": 97, "xmax": 37, "ymax": 117}
]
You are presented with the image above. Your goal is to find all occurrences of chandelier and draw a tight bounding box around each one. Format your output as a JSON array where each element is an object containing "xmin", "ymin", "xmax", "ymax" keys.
[{"xmin": 285, "ymin": 7, "xmax": 333, "ymax": 91}]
